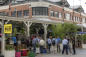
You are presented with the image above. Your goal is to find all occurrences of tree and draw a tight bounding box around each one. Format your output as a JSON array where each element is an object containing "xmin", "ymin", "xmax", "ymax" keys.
[
  {"xmin": 48, "ymin": 23, "xmax": 79, "ymax": 38},
  {"xmin": 30, "ymin": 23, "xmax": 44, "ymax": 35}
]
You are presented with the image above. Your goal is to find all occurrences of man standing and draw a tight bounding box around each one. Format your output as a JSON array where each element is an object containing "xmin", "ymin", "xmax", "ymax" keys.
[
  {"xmin": 47, "ymin": 36, "xmax": 52, "ymax": 53},
  {"xmin": 72, "ymin": 37, "xmax": 76, "ymax": 55},
  {"xmin": 12, "ymin": 36, "xmax": 17, "ymax": 49},
  {"xmin": 39, "ymin": 38, "xmax": 45, "ymax": 53},
  {"xmin": 52, "ymin": 37, "xmax": 56, "ymax": 53},
  {"xmin": 32, "ymin": 35, "xmax": 40, "ymax": 53},
  {"xmin": 56, "ymin": 36, "xmax": 61, "ymax": 53},
  {"xmin": 62, "ymin": 37, "xmax": 68, "ymax": 55}
]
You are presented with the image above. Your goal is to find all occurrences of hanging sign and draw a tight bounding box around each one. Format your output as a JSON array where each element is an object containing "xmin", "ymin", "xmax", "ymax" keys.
[{"xmin": 4, "ymin": 24, "xmax": 12, "ymax": 33}]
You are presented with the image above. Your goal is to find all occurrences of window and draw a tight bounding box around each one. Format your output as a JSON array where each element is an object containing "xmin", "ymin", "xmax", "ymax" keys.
[
  {"xmin": 0, "ymin": 12, "xmax": 8, "ymax": 16},
  {"xmin": 50, "ymin": 11, "xmax": 54, "ymax": 17},
  {"xmin": 78, "ymin": 17, "xmax": 80, "ymax": 22},
  {"xmin": 74, "ymin": 16, "xmax": 76, "ymax": 22},
  {"xmin": 11, "ymin": 11, "xmax": 16, "ymax": 17},
  {"xmin": 55, "ymin": 12, "xmax": 59, "ymax": 17},
  {"xmin": 65, "ymin": 13, "xmax": 70, "ymax": 20},
  {"xmin": 59, "ymin": 12, "xmax": 62, "ymax": 18},
  {"xmin": 76, "ymin": 17, "xmax": 78, "ymax": 22},
  {"xmin": 75, "ymin": 16, "xmax": 76, "ymax": 21},
  {"xmin": 17, "ymin": 11, "xmax": 22, "ymax": 17},
  {"xmin": 32, "ymin": 7, "xmax": 48, "ymax": 16},
  {"xmin": 24, "ymin": 10, "xmax": 29, "ymax": 16},
  {"xmin": 82, "ymin": 18, "xmax": 85, "ymax": 23}
]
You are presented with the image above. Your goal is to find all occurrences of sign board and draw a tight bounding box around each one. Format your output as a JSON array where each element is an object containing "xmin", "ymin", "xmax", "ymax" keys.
[{"xmin": 4, "ymin": 24, "xmax": 12, "ymax": 33}]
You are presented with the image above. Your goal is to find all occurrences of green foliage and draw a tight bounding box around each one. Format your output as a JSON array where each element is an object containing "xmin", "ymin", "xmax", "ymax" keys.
[
  {"xmin": 30, "ymin": 23, "xmax": 43, "ymax": 34},
  {"xmin": 6, "ymin": 45, "xmax": 14, "ymax": 50},
  {"xmin": 82, "ymin": 35, "xmax": 86, "ymax": 40},
  {"xmin": 19, "ymin": 28, "xmax": 25, "ymax": 34},
  {"xmin": 13, "ymin": 28, "xmax": 17, "ymax": 36},
  {"xmin": 48, "ymin": 23, "xmax": 79, "ymax": 38}
]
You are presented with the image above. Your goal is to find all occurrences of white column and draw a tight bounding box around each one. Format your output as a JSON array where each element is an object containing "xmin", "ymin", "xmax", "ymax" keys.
[
  {"xmin": 81, "ymin": 26, "xmax": 84, "ymax": 45},
  {"xmin": 43, "ymin": 24, "xmax": 48, "ymax": 48},
  {"xmin": 1, "ymin": 20, "xmax": 10, "ymax": 55},
  {"xmin": 1, "ymin": 20, "xmax": 5, "ymax": 55},
  {"xmin": 24, "ymin": 21, "xmax": 32, "ymax": 37}
]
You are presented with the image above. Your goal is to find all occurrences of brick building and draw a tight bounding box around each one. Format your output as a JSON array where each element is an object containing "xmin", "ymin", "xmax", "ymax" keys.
[
  {"xmin": 0, "ymin": 0, "xmax": 86, "ymax": 56},
  {"xmin": 0, "ymin": 0, "xmax": 85, "ymax": 24}
]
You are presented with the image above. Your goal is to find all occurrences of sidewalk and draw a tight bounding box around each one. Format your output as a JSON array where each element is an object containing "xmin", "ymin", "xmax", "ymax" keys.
[{"xmin": 36, "ymin": 48, "xmax": 86, "ymax": 57}]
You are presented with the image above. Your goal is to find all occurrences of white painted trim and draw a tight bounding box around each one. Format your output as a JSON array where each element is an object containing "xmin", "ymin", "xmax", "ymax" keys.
[
  {"xmin": 32, "ymin": 16, "xmax": 48, "ymax": 18},
  {"xmin": 11, "ymin": 3, "xmax": 30, "ymax": 7},
  {"xmin": 31, "ymin": 2, "xmax": 50, "ymax": 7},
  {"xmin": 0, "ymin": 5, "xmax": 9, "ymax": 11},
  {"xmin": 64, "ymin": 7, "xmax": 73, "ymax": 12},
  {"xmin": 81, "ymin": 13, "xmax": 86, "ymax": 17}
]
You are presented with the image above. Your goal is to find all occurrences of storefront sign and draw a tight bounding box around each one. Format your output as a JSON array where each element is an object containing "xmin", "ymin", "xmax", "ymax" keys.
[{"xmin": 4, "ymin": 24, "xmax": 12, "ymax": 33}]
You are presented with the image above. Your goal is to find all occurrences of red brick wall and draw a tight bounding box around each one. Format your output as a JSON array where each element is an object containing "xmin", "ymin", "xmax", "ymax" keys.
[{"xmin": 0, "ymin": 4, "xmax": 85, "ymax": 23}]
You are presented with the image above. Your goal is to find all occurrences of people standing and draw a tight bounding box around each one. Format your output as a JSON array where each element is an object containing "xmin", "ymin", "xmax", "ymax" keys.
[
  {"xmin": 12, "ymin": 36, "xmax": 17, "ymax": 49},
  {"xmin": 56, "ymin": 36, "xmax": 61, "ymax": 53},
  {"xmin": 47, "ymin": 36, "xmax": 52, "ymax": 53},
  {"xmin": 72, "ymin": 37, "xmax": 76, "ymax": 55},
  {"xmin": 32, "ymin": 35, "xmax": 40, "ymax": 53},
  {"xmin": 26, "ymin": 37, "xmax": 30, "ymax": 49},
  {"xmin": 67, "ymin": 38, "xmax": 72, "ymax": 54},
  {"xmin": 32, "ymin": 36, "xmax": 37, "ymax": 53},
  {"xmin": 52, "ymin": 37, "xmax": 56, "ymax": 53},
  {"xmin": 39, "ymin": 37, "xmax": 45, "ymax": 53},
  {"xmin": 62, "ymin": 37, "xmax": 68, "ymax": 55}
]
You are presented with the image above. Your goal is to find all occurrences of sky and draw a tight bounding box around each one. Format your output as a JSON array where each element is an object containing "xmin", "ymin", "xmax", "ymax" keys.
[
  {"xmin": 67, "ymin": 0, "xmax": 86, "ymax": 13},
  {"xmin": 49, "ymin": 0, "xmax": 86, "ymax": 13}
]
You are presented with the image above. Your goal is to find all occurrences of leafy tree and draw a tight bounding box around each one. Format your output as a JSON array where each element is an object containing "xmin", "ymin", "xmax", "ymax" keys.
[
  {"xmin": 48, "ymin": 23, "xmax": 79, "ymax": 38},
  {"xmin": 30, "ymin": 23, "xmax": 43, "ymax": 35}
]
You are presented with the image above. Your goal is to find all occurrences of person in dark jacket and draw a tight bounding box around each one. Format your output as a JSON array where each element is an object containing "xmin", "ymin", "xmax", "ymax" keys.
[{"xmin": 72, "ymin": 37, "xmax": 76, "ymax": 55}]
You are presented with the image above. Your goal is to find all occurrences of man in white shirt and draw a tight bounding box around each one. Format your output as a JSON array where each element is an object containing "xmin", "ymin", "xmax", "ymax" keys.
[
  {"xmin": 39, "ymin": 38, "xmax": 45, "ymax": 53},
  {"xmin": 62, "ymin": 37, "xmax": 68, "ymax": 55}
]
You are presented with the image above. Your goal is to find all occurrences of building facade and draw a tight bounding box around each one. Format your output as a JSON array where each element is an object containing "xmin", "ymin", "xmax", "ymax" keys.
[
  {"xmin": 0, "ymin": 0, "xmax": 86, "ymax": 56},
  {"xmin": 0, "ymin": 0, "xmax": 86, "ymax": 24}
]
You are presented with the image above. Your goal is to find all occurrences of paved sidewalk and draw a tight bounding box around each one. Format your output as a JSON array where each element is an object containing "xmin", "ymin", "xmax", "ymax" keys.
[{"xmin": 36, "ymin": 48, "xmax": 86, "ymax": 57}]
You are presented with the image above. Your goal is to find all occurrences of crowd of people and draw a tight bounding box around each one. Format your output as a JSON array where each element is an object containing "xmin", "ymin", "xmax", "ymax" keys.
[
  {"xmin": 6, "ymin": 35, "xmax": 76, "ymax": 55},
  {"xmin": 30, "ymin": 35, "xmax": 76, "ymax": 55}
]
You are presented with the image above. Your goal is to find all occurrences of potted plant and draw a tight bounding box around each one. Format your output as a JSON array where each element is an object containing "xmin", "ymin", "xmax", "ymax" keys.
[
  {"xmin": 5, "ymin": 45, "xmax": 15, "ymax": 57},
  {"xmin": 36, "ymin": 43, "xmax": 40, "ymax": 54}
]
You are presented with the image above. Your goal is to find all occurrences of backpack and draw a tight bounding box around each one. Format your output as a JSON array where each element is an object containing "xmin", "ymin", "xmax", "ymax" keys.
[
  {"xmin": 47, "ymin": 39, "xmax": 52, "ymax": 45},
  {"xmin": 52, "ymin": 39, "xmax": 55, "ymax": 45}
]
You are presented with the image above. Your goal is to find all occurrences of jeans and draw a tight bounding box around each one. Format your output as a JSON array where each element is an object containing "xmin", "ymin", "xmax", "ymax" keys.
[
  {"xmin": 48, "ymin": 44, "xmax": 51, "ymax": 53},
  {"xmin": 72, "ymin": 45, "xmax": 76, "ymax": 55},
  {"xmin": 33, "ymin": 44, "xmax": 36, "ymax": 53},
  {"xmin": 57, "ymin": 44, "xmax": 61, "ymax": 53},
  {"xmin": 40, "ymin": 46, "xmax": 44, "ymax": 53},
  {"xmin": 62, "ymin": 45, "xmax": 68, "ymax": 55}
]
